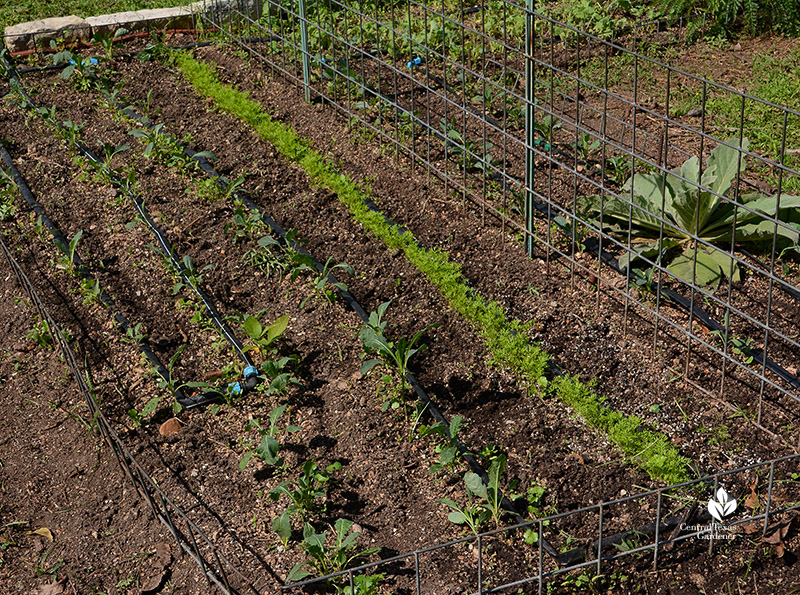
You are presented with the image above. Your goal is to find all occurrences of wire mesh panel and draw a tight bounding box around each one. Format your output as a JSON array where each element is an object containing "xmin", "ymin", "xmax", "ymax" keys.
[{"xmin": 198, "ymin": 0, "xmax": 800, "ymax": 434}]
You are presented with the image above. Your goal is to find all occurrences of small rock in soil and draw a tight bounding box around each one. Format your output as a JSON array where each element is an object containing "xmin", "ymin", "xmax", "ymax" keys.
[{"xmin": 159, "ymin": 418, "xmax": 182, "ymax": 436}]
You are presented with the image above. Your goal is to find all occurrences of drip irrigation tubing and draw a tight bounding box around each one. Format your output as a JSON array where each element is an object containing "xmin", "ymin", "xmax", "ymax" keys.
[
  {"xmin": 0, "ymin": 234, "xmax": 256, "ymax": 593},
  {"xmin": 96, "ymin": 82, "xmax": 565, "ymax": 562},
  {"xmin": 0, "ymin": 142, "xmax": 203, "ymax": 408},
  {"xmin": 2, "ymin": 53, "xmax": 259, "ymax": 406},
  {"xmin": 293, "ymin": 47, "xmax": 800, "ymax": 396}
]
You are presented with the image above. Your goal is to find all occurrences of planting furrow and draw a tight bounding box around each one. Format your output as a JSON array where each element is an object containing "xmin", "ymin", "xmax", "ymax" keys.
[
  {"xmin": 195, "ymin": 44, "xmax": 798, "ymax": 467},
  {"xmin": 0, "ymin": 142, "xmax": 224, "ymax": 409},
  {"xmin": 103, "ymin": 49, "xmax": 682, "ymax": 494}
]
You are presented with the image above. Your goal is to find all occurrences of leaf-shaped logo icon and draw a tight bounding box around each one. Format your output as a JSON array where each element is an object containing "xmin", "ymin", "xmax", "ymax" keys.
[{"xmin": 708, "ymin": 487, "xmax": 737, "ymax": 522}]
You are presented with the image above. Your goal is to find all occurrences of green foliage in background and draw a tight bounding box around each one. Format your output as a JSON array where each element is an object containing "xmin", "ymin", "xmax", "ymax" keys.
[{"xmin": 657, "ymin": 0, "xmax": 800, "ymax": 35}]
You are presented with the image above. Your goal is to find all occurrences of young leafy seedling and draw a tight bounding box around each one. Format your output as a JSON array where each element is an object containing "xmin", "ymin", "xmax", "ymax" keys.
[
  {"xmin": 242, "ymin": 312, "xmax": 290, "ymax": 357},
  {"xmin": 419, "ymin": 414, "xmax": 465, "ymax": 474},
  {"xmin": 270, "ymin": 459, "xmax": 341, "ymax": 519},
  {"xmin": 240, "ymin": 404, "xmax": 301, "ymax": 470},
  {"xmin": 287, "ymin": 519, "xmax": 380, "ymax": 583},
  {"xmin": 359, "ymin": 301, "xmax": 435, "ymax": 394}
]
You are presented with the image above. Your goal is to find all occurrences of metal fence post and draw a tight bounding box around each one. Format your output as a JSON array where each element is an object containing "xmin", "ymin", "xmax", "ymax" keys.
[
  {"xmin": 297, "ymin": 0, "xmax": 312, "ymax": 102},
  {"xmin": 524, "ymin": 0, "xmax": 535, "ymax": 256}
]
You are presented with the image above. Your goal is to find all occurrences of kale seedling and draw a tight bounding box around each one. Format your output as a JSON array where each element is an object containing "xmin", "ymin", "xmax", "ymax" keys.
[{"xmin": 240, "ymin": 404, "xmax": 301, "ymax": 470}]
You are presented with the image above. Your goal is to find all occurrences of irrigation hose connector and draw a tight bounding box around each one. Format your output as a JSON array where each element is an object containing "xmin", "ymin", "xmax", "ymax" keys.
[
  {"xmin": 407, "ymin": 56, "xmax": 423, "ymax": 69},
  {"xmin": 228, "ymin": 364, "xmax": 260, "ymax": 397}
]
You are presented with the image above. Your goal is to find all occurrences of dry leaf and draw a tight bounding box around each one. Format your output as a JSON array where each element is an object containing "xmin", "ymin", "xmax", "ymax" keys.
[
  {"xmin": 26, "ymin": 527, "xmax": 53, "ymax": 542},
  {"xmin": 744, "ymin": 481, "xmax": 760, "ymax": 510},
  {"xmin": 761, "ymin": 517, "xmax": 797, "ymax": 558}
]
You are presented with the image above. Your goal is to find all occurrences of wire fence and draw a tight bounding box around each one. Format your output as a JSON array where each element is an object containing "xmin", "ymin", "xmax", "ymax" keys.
[
  {"xmin": 4, "ymin": 216, "xmax": 800, "ymax": 593},
  {"xmin": 200, "ymin": 0, "xmax": 800, "ymax": 439},
  {"xmin": 279, "ymin": 453, "xmax": 800, "ymax": 594}
]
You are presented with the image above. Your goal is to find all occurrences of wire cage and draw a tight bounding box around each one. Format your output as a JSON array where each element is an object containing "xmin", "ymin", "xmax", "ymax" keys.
[{"xmin": 198, "ymin": 0, "xmax": 800, "ymax": 440}]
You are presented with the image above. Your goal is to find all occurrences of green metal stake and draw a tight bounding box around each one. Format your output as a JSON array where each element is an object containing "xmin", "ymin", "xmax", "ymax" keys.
[
  {"xmin": 298, "ymin": 0, "xmax": 312, "ymax": 102},
  {"xmin": 524, "ymin": 0, "xmax": 536, "ymax": 257}
]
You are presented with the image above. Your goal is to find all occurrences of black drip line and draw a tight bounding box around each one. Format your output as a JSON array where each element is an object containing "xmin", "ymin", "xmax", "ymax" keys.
[
  {"xmin": 2, "ymin": 53, "xmax": 256, "ymax": 408},
  {"xmin": 0, "ymin": 142, "xmax": 200, "ymax": 407}
]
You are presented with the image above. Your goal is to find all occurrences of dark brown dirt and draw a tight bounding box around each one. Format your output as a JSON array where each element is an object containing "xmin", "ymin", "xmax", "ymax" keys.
[{"xmin": 0, "ymin": 34, "xmax": 799, "ymax": 595}]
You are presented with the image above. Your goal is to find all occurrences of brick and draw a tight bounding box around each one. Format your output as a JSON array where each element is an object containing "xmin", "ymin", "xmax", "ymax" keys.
[
  {"xmin": 85, "ymin": 12, "xmax": 144, "ymax": 37},
  {"xmin": 136, "ymin": 7, "xmax": 195, "ymax": 31},
  {"xmin": 4, "ymin": 15, "xmax": 90, "ymax": 54}
]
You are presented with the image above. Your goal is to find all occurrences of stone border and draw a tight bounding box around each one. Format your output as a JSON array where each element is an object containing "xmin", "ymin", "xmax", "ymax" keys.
[{"xmin": 2, "ymin": 1, "xmax": 262, "ymax": 54}]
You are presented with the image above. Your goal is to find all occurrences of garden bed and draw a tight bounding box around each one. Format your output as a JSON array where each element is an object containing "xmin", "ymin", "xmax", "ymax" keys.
[{"xmin": 0, "ymin": 34, "xmax": 799, "ymax": 594}]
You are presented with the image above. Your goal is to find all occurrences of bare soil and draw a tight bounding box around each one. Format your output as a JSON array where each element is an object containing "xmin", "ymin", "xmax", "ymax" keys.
[{"xmin": 0, "ymin": 34, "xmax": 799, "ymax": 594}]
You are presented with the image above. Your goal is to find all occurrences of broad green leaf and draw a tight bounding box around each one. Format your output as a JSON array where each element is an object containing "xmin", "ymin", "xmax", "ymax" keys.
[
  {"xmin": 269, "ymin": 404, "xmax": 288, "ymax": 425},
  {"xmin": 617, "ymin": 239, "xmax": 679, "ymax": 272},
  {"xmin": 702, "ymin": 138, "xmax": 749, "ymax": 211},
  {"xmin": 437, "ymin": 497, "xmax": 460, "ymax": 510},
  {"xmin": 360, "ymin": 359, "xmax": 383, "ymax": 376},
  {"xmin": 255, "ymin": 435, "xmax": 280, "ymax": 465},
  {"xmin": 287, "ymin": 563, "xmax": 312, "ymax": 582},
  {"xmin": 704, "ymin": 247, "xmax": 741, "ymax": 284},
  {"xmin": 239, "ymin": 451, "xmax": 254, "ymax": 470},
  {"xmin": 464, "ymin": 472, "xmax": 488, "ymax": 499},
  {"xmin": 335, "ymin": 518, "xmax": 354, "ymax": 538},
  {"xmin": 141, "ymin": 396, "xmax": 161, "ymax": 417},
  {"xmin": 243, "ymin": 315, "xmax": 262, "ymax": 340},
  {"xmin": 273, "ymin": 511, "xmax": 291, "ymax": 544},
  {"xmin": 266, "ymin": 314, "xmax": 290, "ymax": 344},
  {"xmin": 449, "ymin": 414, "xmax": 463, "ymax": 438},
  {"xmin": 667, "ymin": 248, "xmax": 723, "ymax": 288},
  {"xmin": 447, "ymin": 510, "xmax": 469, "ymax": 525}
]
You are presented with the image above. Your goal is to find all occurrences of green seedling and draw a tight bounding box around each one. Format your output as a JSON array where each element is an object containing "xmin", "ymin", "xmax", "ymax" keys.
[
  {"xmin": 244, "ymin": 234, "xmax": 288, "ymax": 279},
  {"xmin": 359, "ymin": 301, "xmax": 434, "ymax": 394},
  {"xmin": 0, "ymin": 167, "xmax": 17, "ymax": 221},
  {"xmin": 50, "ymin": 43, "xmax": 94, "ymax": 90},
  {"xmin": 253, "ymin": 356, "xmax": 301, "ymax": 399},
  {"xmin": 287, "ymin": 519, "xmax": 380, "ymax": 583},
  {"xmin": 242, "ymin": 313, "xmax": 290, "ymax": 358},
  {"xmin": 440, "ymin": 455, "xmax": 511, "ymax": 534},
  {"xmin": 305, "ymin": 256, "xmax": 354, "ymax": 306},
  {"xmin": 122, "ymin": 322, "xmax": 146, "ymax": 344},
  {"xmin": 418, "ymin": 414, "xmax": 465, "ymax": 474},
  {"xmin": 240, "ymin": 404, "xmax": 301, "ymax": 470},
  {"xmin": 438, "ymin": 491, "xmax": 490, "ymax": 536},
  {"xmin": 79, "ymin": 276, "xmax": 103, "ymax": 306},
  {"xmin": 128, "ymin": 345, "xmax": 208, "ymax": 423},
  {"xmin": 439, "ymin": 117, "xmax": 494, "ymax": 172},
  {"xmin": 92, "ymin": 28, "xmax": 128, "ymax": 60},
  {"xmin": 572, "ymin": 132, "xmax": 601, "ymax": 162},
  {"xmin": 269, "ymin": 459, "xmax": 342, "ymax": 519},
  {"xmin": 172, "ymin": 254, "xmax": 212, "ymax": 294},
  {"xmin": 55, "ymin": 229, "xmax": 82, "ymax": 275},
  {"xmin": 129, "ymin": 122, "xmax": 167, "ymax": 158},
  {"xmin": 61, "ymin": 120, "xmax": 84, "ymax": 145},
  {"xmin": 99, "ymin": 141, "xmax": 130, "ymax": 169},
  {"xmin": 27, "ymin": 318, "xmax": 54, "ymax": 349}
]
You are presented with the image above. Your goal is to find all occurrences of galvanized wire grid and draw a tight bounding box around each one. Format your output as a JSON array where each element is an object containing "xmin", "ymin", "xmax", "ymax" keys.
[
  {"xmin": 277, "ymin": 455, "xmax": 800, "ymax": 594},
  {"xmin": 201, "ymin": 0, "xmax": 800, "ymax": 438}
]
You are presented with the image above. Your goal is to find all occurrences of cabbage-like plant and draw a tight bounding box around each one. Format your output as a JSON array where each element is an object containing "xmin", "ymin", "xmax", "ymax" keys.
[{"xmin": 580, "ymin": 138, "xmax": 800, "ymax": 287}]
